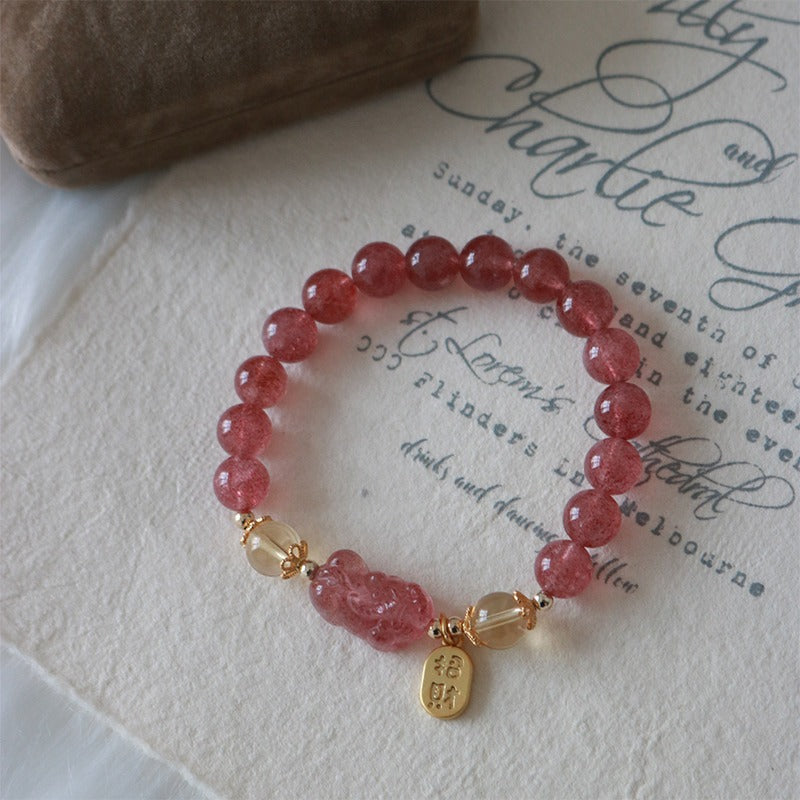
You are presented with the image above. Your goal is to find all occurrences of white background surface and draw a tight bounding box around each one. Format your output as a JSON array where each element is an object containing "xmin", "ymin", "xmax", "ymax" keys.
[
  {"xmin": 2, "ymin": 3, "xmax": 799, "ymax": 799},
  {"xmin": 1, "ymin": 147, "xmax": 205, "ymax": 797}
]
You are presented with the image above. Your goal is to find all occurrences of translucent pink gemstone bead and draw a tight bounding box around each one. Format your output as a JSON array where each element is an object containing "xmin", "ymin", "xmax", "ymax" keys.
[
  {"xmin": 351, "ymin": 241, "xmax": 406, "ymax": 297},
  {"xmin": 217, "ymin": 403, "xmax": 272, "ymax": 456},
  {"xmin": 406, "ymin": 236, "xmax": 459, "ymax": 290},
  {"xmin": 563, "ymin": 489, "xmax": 622, "ymax": 548},
  {"xmin": 309, "ymin": 549, "xmax": 434, "ymax": 651},
  {"xmin": 213, "ymin": 456, "xmax": 270, "ymax": 511},
  {"xmin": 594, "ymin": 382, "xmax": 652, "ymax": 439},
  {"xmin": 302, "ymin": 268, "xmax": 357, "ymax": 324},
  {"xmin": 459, "ymin": 234, "xmax": 514, "ymax": 291},
  {"xmin": 513, "ymin": 248, "xmax": 570, "ymax": 303},
  {"xmin": 557, "ymin": 280, "xmax": 614, "ymax": 337},
  {"xmin": 584, "ymin": 437, "xmax": 642, "ymax": 494},
  {"xmin": 583, "ymin": 328, "xmax": 640, "ymax": 384},
  {"xmin": 262, "ymin": 307, "xmax": 318, "ymax": 363},
  {"xmin": 234, "ymin": 356, "xmax": 287, "ymax": 407},
  {"xmin": 534, "ymin": 540, "xmax": 593, "ymax": 598}
]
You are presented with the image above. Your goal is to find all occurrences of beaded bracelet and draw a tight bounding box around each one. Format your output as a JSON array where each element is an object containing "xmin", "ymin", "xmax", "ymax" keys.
[{"xmin": 213, "ymin": 235, "xmax": 651, "ymax": 720}]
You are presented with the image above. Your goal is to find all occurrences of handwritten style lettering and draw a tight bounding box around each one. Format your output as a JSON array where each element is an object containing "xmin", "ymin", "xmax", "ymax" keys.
[
  {"xmin": 637, "ymin": 435, "xmax": 795, "ymax": 519},
  {"xmin": 425, "ymin": 1, "xmax": 797, "ymax": 312}
]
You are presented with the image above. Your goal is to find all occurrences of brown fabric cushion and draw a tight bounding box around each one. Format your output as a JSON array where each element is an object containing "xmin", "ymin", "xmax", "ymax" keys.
[{"xmin": 0, "ymin": 0, "xmax": 477, "ymax": 186}]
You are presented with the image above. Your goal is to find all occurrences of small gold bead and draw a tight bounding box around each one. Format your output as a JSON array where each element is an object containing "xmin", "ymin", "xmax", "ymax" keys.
[
  {"xmin": 447, "ymin": 617, "xmax": 462, "ymax": 637},
  {"xmin": 534, "ymin": 591, "xmax": 554, "ymax": 611},
  {"xmin": 427, "ymin": 620, "xmax": 443, "ymax": 640},
  {"xmin": 299, "ymin": 560, "xmax": 318, "ymax": 580},
  {"xmin": 234, "ymin": 511, "xmax": 256, "ymax": 530}
]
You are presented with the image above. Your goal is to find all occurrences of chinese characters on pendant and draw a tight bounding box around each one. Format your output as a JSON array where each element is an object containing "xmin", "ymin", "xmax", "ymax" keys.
[{"xmin": 419, "ymin": 645, "xmax": 473, "ymax": 719}]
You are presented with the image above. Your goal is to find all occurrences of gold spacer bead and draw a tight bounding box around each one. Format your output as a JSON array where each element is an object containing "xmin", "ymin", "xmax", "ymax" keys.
[
  {"xmin": 427, "ymin": 619, "xmax": 443, "ymax": 640},
  {"xmin": 440, "ymin": 613, "xmax": 463, "ymax": 647},
  {"xmin": 235, "ymin": 512, "xmax": 264, "ymax": 546},
  {"xmin": 533, "ymin": 591, "xmax": 554, "ymax": 611},
  {"xmin": 280, "ymin": 540, "xmax": 311, "ymax": 579},
  {"xmin": 234, "ymin": 511, "xmax": 256, "ymax": 530},
  {"xmin": 299, "ymin": 560, "xmax": 318, "ymax": 580},
  {"xmin": 461, "ymin": 606, "xmax": 479, "ymax": 647},
  {"xmin": 512, "ymin": 590, "xmax": 537, "ymax": 631}
]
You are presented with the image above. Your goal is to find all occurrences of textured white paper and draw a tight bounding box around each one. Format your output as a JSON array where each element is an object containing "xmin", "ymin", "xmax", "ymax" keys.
[{"xmin": 2, "ymin": 3, "xmax": 798, "ymax": 798}]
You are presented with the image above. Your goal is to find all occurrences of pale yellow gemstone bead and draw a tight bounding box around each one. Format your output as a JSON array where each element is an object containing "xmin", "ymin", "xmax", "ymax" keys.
[
  {"xmin": 244, "ymin": 519, "xmax": 300, "ymax": 577},
  {"xmin": 472, "ymin": 591, "xmax": 528, "ymax": 649}
]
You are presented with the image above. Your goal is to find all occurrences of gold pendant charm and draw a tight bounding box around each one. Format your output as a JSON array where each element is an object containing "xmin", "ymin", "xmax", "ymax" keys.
[{"xmin": 419, "ymin": 635, "xmax": 473, "ymax": 719}]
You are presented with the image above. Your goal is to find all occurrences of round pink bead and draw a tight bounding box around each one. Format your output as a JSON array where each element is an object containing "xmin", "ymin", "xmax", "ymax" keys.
[
  {"xmin": 262, "ymin": 307, "xmax": 318, "ymax": 363},
  {"xmin": 351, "ymin": 241, "xmax": 406, "ymax": 297},
  {"xmin": 213, "ymin": 456, "xmax": 270, "ymax": 512},
  {"xmin": 594, "ymin": 382, "xmax": 652, "ymax": 439},
  {"xmin": 406, "ymin": 236, "xmax": 459, "ymax": 290},
  {"xmin": 302, "ymin": 268, "xmax": 357, "ymax": 324},
  {"xmin": 513, "ymin": 248, "xmax": 570, "ymax": 303},
  {"xmin": 459, "ymin": 234, "xmax": 514, "ymax": 291},
  {"xmin": 534, "ymin": 540, "xmax": 593, "ymax": 598},
  {"xmin": 563, "ymin": 489, "xmax": 621, "ymax": 548},
  {"xmin": 234, "ymin": 355, "xmax": 287, "ymax": 408},
  {"xmin": 217, "ymin": 403, "xmax": 272, "ymax": 457},
  {"xmin": 583, "ymin": 328, "xmax": 640, "ymax": 384},
  {"xmin": 557, "ymin": 280, "xmax": 614, "ymax": 337},
  {"xmin": 584, "ymin": 437, "xmax": 642, "ymax": 494}
]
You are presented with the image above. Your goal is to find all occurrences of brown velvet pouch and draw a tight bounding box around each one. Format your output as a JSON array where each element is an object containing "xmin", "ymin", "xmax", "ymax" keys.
[{"xmin": 0, "ymin": 0, "xmax": 477, "ymax": 186}]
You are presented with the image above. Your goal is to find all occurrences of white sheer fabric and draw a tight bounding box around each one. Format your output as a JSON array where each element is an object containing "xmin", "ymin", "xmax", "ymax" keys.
[{"xmin": 0, "ymin": 148, "xmax": 206, "ymax": 800}]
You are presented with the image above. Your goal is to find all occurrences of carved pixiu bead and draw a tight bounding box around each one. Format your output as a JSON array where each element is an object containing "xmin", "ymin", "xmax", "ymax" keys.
[{"xmin": 309, "ymin": 550, "xmax": 434, "ymax": 651}]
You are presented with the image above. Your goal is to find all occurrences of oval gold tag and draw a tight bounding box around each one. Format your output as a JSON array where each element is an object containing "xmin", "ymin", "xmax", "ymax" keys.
[{"xmin": 419, "ymin": 645, "xmax": 473, "ymax": 719}]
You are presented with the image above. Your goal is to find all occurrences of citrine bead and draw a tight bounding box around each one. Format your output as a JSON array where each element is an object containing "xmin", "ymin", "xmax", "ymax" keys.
[
  {"xmin": 470, "ymin": 592, "xmax": 528, "ymax": 649},
  {"xmin": 244, "ymin": 519, "xmax": 301, "ymax": 577}
]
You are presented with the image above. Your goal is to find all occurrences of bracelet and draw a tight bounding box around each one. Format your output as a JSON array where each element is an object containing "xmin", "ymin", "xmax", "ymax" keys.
[{"xmin": 213, "ymin": 235, "xmax": 651, "ymax": 720}]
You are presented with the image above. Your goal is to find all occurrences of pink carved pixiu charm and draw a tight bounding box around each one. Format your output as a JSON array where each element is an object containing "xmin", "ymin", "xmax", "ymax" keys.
[{"xmin": 309, "ymin": 550, "xmax": 434, "ymax": 651}]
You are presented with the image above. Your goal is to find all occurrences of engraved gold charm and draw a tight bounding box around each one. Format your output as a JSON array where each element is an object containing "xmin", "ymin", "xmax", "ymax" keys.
[
  {"xmin": 419, "ymin": 644, "xmax": 473, "ymax": 719},
  {"xmin": 420, "ymin": 615, "xmax": 473, "ymax": 719}
]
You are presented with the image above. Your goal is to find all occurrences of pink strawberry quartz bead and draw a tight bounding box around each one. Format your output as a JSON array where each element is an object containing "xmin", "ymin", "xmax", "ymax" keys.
[
  {"xmin": 234, "ymin": 356, "xmax": 287, "ymax": 407},
  {"xmin": 302, "ymin": 268, "xmax": 357, "ymax": 324},
  {"xmin": 557, "ymin": 280, "xmax": 614, "ymax": 337},
  {"xmin": 310, "ymin": 549, "xmax": 434, "ymax": 651},
  {"xmin": 534, "ymin": 540, "xmax": 593, "ymax": 598},
  {"xmin": 217, "ymin": 403, "xmax": 272, "ymax": 456},
  {"xmin": 406, "ymin": 236, "xmax": 460, "ymax": 290},
  {"xmin": 594, "ymin": 382, "xmax": 652, "ymax": 439},
  {"xmin": 459, "ymin": 234, "xmax": 514, "ymax": 291},
  {"xmin": 213, "ymin": 457, "xmax": 270, "ymax": 512},
  {"xmin": 585, "ymin": 437, "xmax": 642, "ymax": 494},
  {"xmin": 583, "ymin": 328, "xmax": 640, "ymax": 384},
  {"xmin": 351, "ymin": 241, "xmax": 406, "ymax": 297},
  {"xmin": 513, "ymin": 248, "xmax": 570, "ymax": 303},
  {"xmin": 563, "ymin": 489, "xmax": 622, "ymax": 548},
  {"xmin": 262, "ymin": 307, "xmax": 318, "ymax": 362}
]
